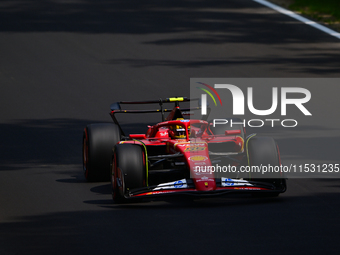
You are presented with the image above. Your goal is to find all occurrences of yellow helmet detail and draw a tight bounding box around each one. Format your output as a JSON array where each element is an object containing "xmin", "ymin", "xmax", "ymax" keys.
[{"xmin": 170, "ymin": 125, "xmax": 186, "ymax": 139}]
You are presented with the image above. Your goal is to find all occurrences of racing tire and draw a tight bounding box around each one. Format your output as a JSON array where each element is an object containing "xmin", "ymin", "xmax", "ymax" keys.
[
  {"xmin": 247, "ymin": 136, "xmax": 286, "ymax": 197},
  {"xmin": 83, "ymin": 123, "xmax": 121, "ymax": 182},
  {"xmin": 111, "ymin": 144, "xmax": 146, "ymax": 203}
]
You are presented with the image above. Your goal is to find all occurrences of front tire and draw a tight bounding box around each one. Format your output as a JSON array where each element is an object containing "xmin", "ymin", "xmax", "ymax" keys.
[{"xmin": 111, "ymin": 144, "xmax": 146, "ymax": 203}]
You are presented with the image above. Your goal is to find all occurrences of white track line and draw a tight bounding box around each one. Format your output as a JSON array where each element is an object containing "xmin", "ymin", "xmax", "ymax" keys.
[{"xmin": 253, "ymin": 0, "xmax": 340, "ymax": 40}]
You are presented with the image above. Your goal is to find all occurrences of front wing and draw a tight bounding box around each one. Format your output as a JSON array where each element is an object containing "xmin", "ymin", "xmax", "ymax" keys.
[{"xmin": 124, "ymin": 178, "xmax": 287, "ymax": 199}]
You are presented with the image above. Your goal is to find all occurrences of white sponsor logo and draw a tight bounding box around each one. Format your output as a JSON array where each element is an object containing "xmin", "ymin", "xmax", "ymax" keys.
[
  {"xmin": 221, "ymin": 178, "xmax": 254, "ymax": 187},
  {"xmin": 153, "ymin": 179, "xmax": 188, "ymax": 190}
]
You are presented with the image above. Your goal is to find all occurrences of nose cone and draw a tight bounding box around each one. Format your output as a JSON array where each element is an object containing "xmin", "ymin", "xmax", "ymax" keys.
[{"xmin": 194, "ymin": 176, "xmax": 216, "ymax": 191}]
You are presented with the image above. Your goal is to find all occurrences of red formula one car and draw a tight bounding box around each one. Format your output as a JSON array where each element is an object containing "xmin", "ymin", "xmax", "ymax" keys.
[{"xmin": 83, "ymin": 97, "xmax": 286, "ymax": 203}]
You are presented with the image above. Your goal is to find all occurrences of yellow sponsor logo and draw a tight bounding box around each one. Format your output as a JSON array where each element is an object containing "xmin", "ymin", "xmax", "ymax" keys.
[
  {"xmin": 189, "ymin": 156, "xmax": 208, "ymax": 161},
  {"xmin": 169, "ymin": 97, "xmax": 184, "ymax": 102},
  {"xmin": 184, "ymin": 146, "xmax": 206, "ymax": 152}
]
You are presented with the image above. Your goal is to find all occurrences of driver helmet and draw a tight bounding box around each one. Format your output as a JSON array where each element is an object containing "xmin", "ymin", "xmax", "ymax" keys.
[{"xmin": 170, "ymin": 125, "xmax": 186, "ymax": 139}]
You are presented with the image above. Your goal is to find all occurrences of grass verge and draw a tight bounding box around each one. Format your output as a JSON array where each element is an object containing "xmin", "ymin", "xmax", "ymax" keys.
[{"xmin": 269, "ymin": 0, "xmax": 340, "ymax": 31}]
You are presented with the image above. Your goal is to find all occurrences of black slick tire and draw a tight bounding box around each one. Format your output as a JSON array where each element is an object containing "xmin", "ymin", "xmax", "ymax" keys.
[
  {"xmin": 111, "ymin": 144, "xmax": 146, "ymax": 203},
  {"xmin": 83, "ymin": 123, "xmax": 121, "ymax": 182}
]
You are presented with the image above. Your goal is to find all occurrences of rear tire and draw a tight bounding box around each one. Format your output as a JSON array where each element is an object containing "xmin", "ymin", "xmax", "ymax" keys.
[
  {"xmin": 111, "ymin": 144, "xmax": 146, "ymax": 203},
  {"xmin": 83, "ymin": 123, "xmax": 121, "ymax": 182}
]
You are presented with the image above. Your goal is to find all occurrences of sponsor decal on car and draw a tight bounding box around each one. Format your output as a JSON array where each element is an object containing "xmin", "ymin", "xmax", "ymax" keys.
[
  {"xmin": 158, "ymin": 131, "xmax": 168, "ymax": 137},
  {"xmin": 189, "ymin": 155, "xmax": 208, "ymax": 161},
  {"xmin": 184, "ymin": 146, "xmax": 206, "ymax": 152},
  {"xmin": 196, "ymin": 176, "xmax": 215, "ymax": 182},
  {"xmin": 174, "ymin": 180, "xmax": 184, "ymax": 188},
  {"xmin": 234, "ymin": 187, "xmax": 263, "ymax": 190},
  {"xmin": 221, "ymin": 178, "xmax": 254, "ymax": 187},
  {"xmin": 175, "ymin": 142, "xmax": 190, "ymax": 148},
  {"xmin": 192, "ymin": 162, "xmax": 207, "ymax": 166},
  {"xmin": 153, "ymin": 179, "xmax": 188, "ymax": 190}
]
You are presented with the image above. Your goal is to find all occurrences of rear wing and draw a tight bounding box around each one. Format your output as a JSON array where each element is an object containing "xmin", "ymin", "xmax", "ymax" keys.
[{"xmin": 109, "ymin": 97, "xmax": 208, "ymax": 136}]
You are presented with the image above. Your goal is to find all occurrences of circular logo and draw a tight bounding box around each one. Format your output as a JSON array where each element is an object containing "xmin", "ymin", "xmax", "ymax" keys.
[
  {"xmin": 225, "ymin": 178, "xmax": 234, "ymax": 186},
  {"xmin": 174, "ymin": 180, "xmax": 183, "ymax": 188}
]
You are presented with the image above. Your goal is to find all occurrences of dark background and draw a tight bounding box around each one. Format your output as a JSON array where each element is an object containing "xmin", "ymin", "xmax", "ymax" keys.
[{"xmin": 1, "ymin": 0, "xmax": 340, "ymax": 254}]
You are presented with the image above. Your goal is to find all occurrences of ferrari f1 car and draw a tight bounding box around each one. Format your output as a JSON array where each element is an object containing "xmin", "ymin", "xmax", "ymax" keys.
[{"xmin": 83, "ymin": 97, "xmax": 286, "ymax": 203}]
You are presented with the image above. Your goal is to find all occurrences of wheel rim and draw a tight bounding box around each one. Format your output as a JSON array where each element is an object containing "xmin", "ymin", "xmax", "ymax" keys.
[
  {"xmin": 111, "ymin": 155, "xmax": 116, "ymax": 196},
  {"xmin": 83, "ymin": 130, "xmax": 89, "ymax": 178},
  {"xmin": 112, "ymin": 153, "xmax": 122, "ymax": 200}
]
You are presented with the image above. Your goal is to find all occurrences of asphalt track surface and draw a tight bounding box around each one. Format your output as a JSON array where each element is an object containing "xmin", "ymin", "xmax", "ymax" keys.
[{"xmin": 1, "ymin": 0, "xmax": 340, "ymax": 254}]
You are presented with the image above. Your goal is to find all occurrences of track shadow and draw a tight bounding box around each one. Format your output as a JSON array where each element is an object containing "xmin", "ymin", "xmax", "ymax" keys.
[
  {"xmin": 0, "ymin": 0, "xmax": 337, "ymax": 44},
  {"xmin": 0, "ymin": 119, "xmax": 157, "ymax": 171},
  {"xmin": 2, "ymin": 0, "xmax": 340, "ymax": 75},
  {"xmin": 2, "ymin": 179, "xmax": 340, "ymax": 254}
]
